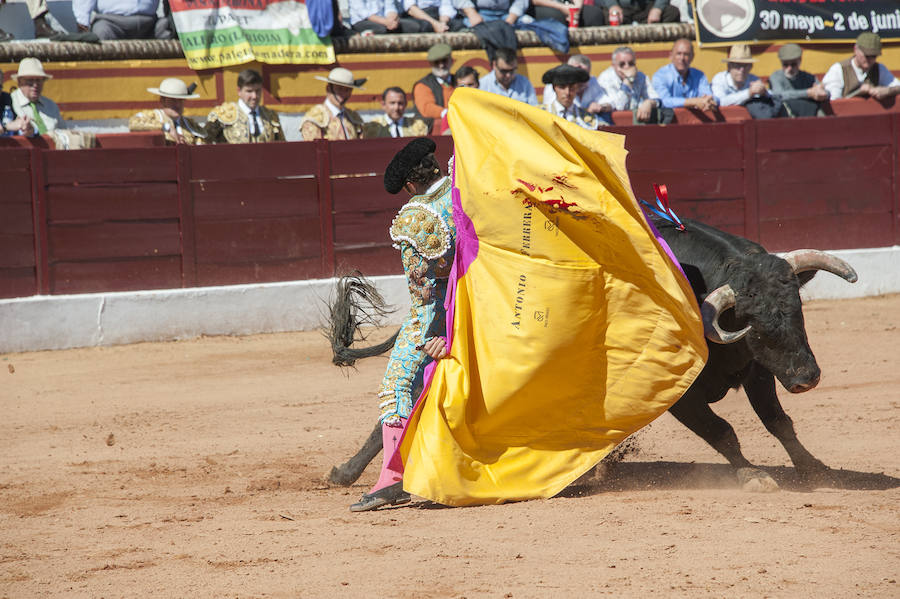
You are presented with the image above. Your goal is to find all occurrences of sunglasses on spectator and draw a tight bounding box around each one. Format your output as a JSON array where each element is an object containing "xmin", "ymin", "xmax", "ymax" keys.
[
  {"xmin": 496, "ymin": 67, "xmax": 516, "ymax": 75},
  {"xmin": 18, "ymin": 78, "xmax": 45, "ymax": 86},
  {"xmin": 616, "ymin": 60, "xmax": 636, "ymax": 67}
]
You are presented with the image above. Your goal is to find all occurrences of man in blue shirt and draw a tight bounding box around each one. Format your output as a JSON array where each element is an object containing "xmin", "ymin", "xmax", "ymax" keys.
[
  {"xmin": 651, "ymin": 38, "xmax": 717, "ymax": 112},
  {"xmin": 479, "ymin": 47, "xmax": 538, "ymax": 106},
  {"xmin": 73, "ymin": 0, "xmax": 172, "ymax": 39}
]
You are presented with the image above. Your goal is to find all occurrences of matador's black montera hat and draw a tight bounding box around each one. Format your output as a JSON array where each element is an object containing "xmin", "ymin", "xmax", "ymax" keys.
[
  {"xmin": 384, "ymin": 137, "xmax": 437, "ymax": 194},
  {"xmin": 541, "ymin": 64, "xmax": 590, "ymax": 86}
]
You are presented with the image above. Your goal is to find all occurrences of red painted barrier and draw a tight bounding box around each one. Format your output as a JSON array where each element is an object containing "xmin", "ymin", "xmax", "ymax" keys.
[{"xmin": 1, "ymin": 114, "xmax": 898, "ymax": 300}]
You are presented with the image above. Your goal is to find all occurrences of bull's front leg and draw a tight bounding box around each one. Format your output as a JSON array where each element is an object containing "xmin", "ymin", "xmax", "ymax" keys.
[
  {"xmin": 668, "ymin": 393, "xmax": 778, "ymax": 492},
  {"xmin": 743, "ymin": 363, "xmax": 829, "ymax": 481}
]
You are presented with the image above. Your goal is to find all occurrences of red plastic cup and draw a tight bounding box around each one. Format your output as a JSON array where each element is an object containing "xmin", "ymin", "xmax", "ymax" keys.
[
  {"xmin": 568, "ymin": 7, "xmax": 579, "ymax": 28},
  {"xmin": 608, "ymin": 10, "xmax": 621, "ymax": 26}
]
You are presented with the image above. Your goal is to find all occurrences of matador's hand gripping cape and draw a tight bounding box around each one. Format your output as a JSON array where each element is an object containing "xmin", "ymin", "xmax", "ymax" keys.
[{"xmin": 395, "ymin": 88, "xmax": 708, "ymax": 506}]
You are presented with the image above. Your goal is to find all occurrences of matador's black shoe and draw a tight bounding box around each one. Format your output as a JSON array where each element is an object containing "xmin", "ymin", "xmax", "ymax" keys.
[{"xmin": 349, "ymin": 482, "xmax": 411, "ymax": 512}]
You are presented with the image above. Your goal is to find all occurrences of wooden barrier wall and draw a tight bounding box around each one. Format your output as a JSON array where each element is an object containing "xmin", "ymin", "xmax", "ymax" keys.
[{"xmin": 1, "ymin": 114, "xmax": 898, "ymax": 300}]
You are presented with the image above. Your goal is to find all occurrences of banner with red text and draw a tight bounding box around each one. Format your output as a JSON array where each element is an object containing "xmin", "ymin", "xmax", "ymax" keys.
[
  {"xmin": 171, "ymin": 0, "xmax": 335, "ymax": 69},
  {"xmin": 693, "ymin": 0, "xmax": 900, "ymax": 46}
]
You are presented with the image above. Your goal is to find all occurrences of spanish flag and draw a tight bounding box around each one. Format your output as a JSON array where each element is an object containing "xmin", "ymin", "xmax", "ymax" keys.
[{"xmin": 398, "ymin": 88, "xmax": 707, "ymax": 506}]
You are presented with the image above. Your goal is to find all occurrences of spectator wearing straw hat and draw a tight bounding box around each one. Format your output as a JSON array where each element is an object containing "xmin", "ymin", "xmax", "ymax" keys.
[
  {"xmin": 822, "ymin": 33, "xmax": 900, "ymax": 100},
  {"xmin": 129, "ymin": 78, "xmax": 206, "ymax": 145},
  {"xmin": 300, "ymin": 67, "xmax": 367, "ymax": 141},
  {"xmin": 8, "ymin": 57, "xmax": 63, "ymax": 137},
  {"xmin": 711, "ymin": 44, "xmax": 784, "ymax": 119},
  {"xmin": 1, "ymin": 68, "xmax": 32, "ymax": 136},
  {"xmin": 206, "ymin": 69, "xmax": 284, "ymax": 144},
  {"xmin": 768, "ymin": 44, "xmax": 829, "ymax": 118}
]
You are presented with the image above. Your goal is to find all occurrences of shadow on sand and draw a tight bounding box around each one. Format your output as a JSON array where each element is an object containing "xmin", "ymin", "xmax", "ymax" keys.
[
  {"xmin": 558, "ymin": 461, "xmax": 900, "ymax": 498},
  {"xmin": 390, "ymin": 462, "xmax": 899, "ymax": 510}
]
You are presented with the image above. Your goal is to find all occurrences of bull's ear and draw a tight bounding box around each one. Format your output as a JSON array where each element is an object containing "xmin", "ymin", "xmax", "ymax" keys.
[{"xmin": 797, "ymin": 271, "xmax": 817, "ymax": 288}]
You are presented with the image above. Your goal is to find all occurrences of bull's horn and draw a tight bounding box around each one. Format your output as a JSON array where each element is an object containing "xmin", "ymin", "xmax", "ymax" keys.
[
  {"xmin": 701, "ymin": 285, "xmax": 751, "ymax": 344},
  {"xmin": 783, "ymin": 249, "xmax": 858, "ymax": 283}
]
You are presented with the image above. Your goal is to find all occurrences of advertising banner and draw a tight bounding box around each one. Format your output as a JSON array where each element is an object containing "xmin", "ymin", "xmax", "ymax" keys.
[
  {"xmin": 171, "ymin": 0, "xmax": 335, "ymax": 70},
  {"xmin": 693, "ymin": 0, "xmax": 900, "ymax": 46}
]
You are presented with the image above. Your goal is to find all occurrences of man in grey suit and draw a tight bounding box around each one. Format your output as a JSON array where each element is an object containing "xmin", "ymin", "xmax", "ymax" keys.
[{"xmin": 768, "ymin": 44, "xmax": 829, "ymax": 118}]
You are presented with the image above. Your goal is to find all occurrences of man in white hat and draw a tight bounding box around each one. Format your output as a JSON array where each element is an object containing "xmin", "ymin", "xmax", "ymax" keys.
[
  {"xmin": 129, "ymin": 78, "xmax": 205, "ymax": 145},
  {"xmin": 8, "ymin": 57, "xmax": 63, "ymax": 136},
  {"xmin": 300, "ymin": 67, "xmax": 367, "ymax": 141},
  {"xmin": 711, "ymin": 44, "xmax": 784, "ymax": 119},
  {"xmin": 206, "ymin": 69, "xmax": 284, "ymax": 144}
]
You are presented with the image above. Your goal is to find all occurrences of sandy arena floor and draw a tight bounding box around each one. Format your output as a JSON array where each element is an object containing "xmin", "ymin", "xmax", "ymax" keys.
[{"xmin": 1, "ymin": 294, "xmax": 898, "ymax": 598}]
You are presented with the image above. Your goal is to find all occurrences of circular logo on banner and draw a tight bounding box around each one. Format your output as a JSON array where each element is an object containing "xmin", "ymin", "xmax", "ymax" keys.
[{"xmin": 696, "ymin": 0, "xmax": 755, "ymax": 39}]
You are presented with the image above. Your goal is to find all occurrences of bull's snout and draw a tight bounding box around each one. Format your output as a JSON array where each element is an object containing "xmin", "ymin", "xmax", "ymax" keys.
[{"xmin": 787, "ymin": 370, "xmax": 820, "ymax": 393}]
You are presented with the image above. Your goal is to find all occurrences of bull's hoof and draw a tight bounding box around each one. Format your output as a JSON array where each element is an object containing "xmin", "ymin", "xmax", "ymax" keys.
[
  {"xmin": 328, "ymin": 465, "xmax": 359, "ymax": 487},
  {"xmin": 737, "ymin": 467, "xmax": 779, "ymax": 493}
]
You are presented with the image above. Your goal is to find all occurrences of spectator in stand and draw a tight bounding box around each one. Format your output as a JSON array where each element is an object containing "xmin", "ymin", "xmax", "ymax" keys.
[
  {"xmin": 711, "ymin": 44, "xmax": 785, "ymax": 119},
  {"xmin": 363, "ymin": 87, "xmax": 429, "ymax": 138},
  {"xmin": 458, "ymin": 0, "xmax": 569, "ymax": 55},
  {"xmin": 543, "ymin": 54, "xmax": 612, "ymax": 124},
  {"xmin": 0, "ymin": 0, "xmax": 66, "ymax": 40},
  {"xmin": 300, "ymin": 67, "xmax": 366, "ymax": 141},
  {"xmin": 206, "ymin": 69, "xmax": 284, "ymax": 144},
  {"xmin": 348, "ymin": 0, "xmax": 424, "ymax": 33},
  {"xmin": 438, "ymin": 66, "xmax": 479, "ymax": 134},
  {"xmin": 822, "ymin": 33, "xmax": 900, "ymax": 101},
  {"xmin": 455, "ymin": 66, "xmax": 480, "ymax": 89},
  {"xmin": 403, "ymin": 0, "xmax": 465, "ymax": 31},
  {"xmin": 652, "ymin": 38, "xmax": 717, "ymax": 112},
  {"xmin": 529, "ymin": 0, "xmax": 581, "ymax": 26},
  {"xmin": 413, "ymin": 43, "xmax": 455, "ymax": 134},
  {"xmin": 73, "ymin": 0, "xmax": 173, "ymax": 40},
  {"xmin": 582, "ymin": 0, "xmax": 679, "ymax": 27},
  {"xmin": 456, "ymin": 0, "xmax": 527, "ymax": 27},
  {"xmin": 129, "ymin": 78, "xmax": 205, "ymax": 145},
  {"xmin": 541, "ymin": 64, "xmax": 601, "ymax": 130},
  {"xmin": 598, "ymin": 46, "xmax": 665, "ymax": 124},
  {"xmin": 768, "ymin": 43, "xmax": 829, "ymax": 118},
  {"xmin": 1, "ymin": 68, "xmax": 33, "ymax": 136},
  {"xmin": 8, "ymin": 58, "xmax": 63, "ymax": 136},
  {"xmin": 479, "ymin": 47, "xmax": 538, "ymax": 106}
]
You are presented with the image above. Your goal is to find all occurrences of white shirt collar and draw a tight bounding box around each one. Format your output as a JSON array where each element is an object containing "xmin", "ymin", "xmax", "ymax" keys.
[
  {"xmin": 325, "ymin": 97, "xmax": 343, "ymax": 116},
  {"xmin": 850, "ymin": 58, "xmax": 871, "ymax": 81},
  {"xmin": 550, "ymin": 99, "xmax": 574, "ymax": 118},
  {"xmin": 238, "ymin": 98, "xmax": 256, "ymax": 115},
  {"xmin": 425, "ymin": 176, "xmax": 447, "ymax": 194},
  {"xmin": 12, "ymin": 89, "xmax": 41, "ymax": 109}
]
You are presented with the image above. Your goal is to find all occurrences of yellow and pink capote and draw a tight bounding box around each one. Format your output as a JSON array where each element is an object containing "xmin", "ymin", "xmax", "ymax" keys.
[{"xmin": 397, "ymin": 88, "xmax": 709, "ymax": 506}]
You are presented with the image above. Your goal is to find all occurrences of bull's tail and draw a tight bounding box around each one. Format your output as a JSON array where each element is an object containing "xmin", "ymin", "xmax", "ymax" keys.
[{"xmin": 327, "ymin": 272, "xmax": 400, "ymax": 367}]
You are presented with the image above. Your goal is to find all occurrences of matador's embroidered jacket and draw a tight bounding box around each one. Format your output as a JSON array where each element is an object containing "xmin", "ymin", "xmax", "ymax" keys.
[
  {"xmin": 205, "ymin": 102, "xmax": 284, "ymax": 144},
  {"xmin": 378, "ymin": 176, "xmax": 456, "ymax": 423},
  {"xmin": 128, "ymin": 109, "xmax": 206, "ymax": 145}
]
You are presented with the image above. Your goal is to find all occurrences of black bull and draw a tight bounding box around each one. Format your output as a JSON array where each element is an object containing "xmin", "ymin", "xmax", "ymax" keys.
[{"xmin": 327, "ymin": 215, "xmax": 858, "ymax": 492}]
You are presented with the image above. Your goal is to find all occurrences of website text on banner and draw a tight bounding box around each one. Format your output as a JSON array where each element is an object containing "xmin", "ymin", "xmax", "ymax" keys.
[
  {"xmin": 170, "ymin": 0, "xmax": 335, "ymax": 69},
  {"xmin": 693, "ymin": 0, "xmax": 900, "ymax": 46}
]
